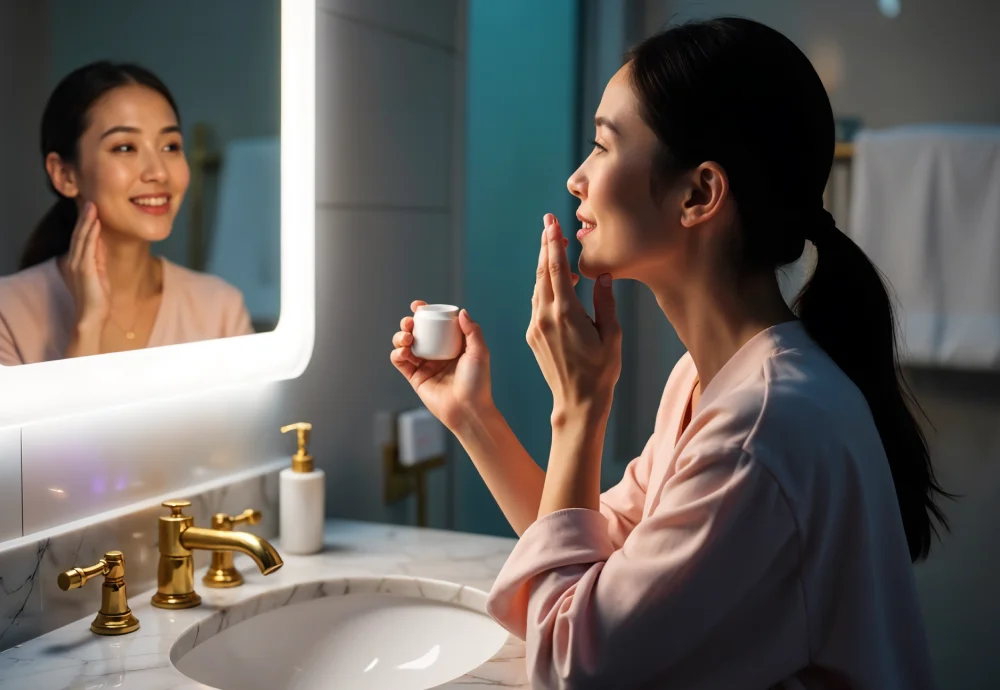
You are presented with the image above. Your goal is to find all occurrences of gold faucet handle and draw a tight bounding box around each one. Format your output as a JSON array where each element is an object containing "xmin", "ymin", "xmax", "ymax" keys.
[
  {"xmin": 212, "ymin": 508, "xmax": 262, "ymax": 530},
  {"xmin": 162, "ymin": 499, "xmax": 192, "ymax": 516},
  {"xmin": 57, "ymin": 551, "xmax": 139, "ymax": 636},
  {"xmin": 58, "ymin": 551, "xmax": 121, "ymax": 591}
]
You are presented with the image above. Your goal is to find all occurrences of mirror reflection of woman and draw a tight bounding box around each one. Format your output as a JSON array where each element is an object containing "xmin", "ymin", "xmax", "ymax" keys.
[{"xmin": 0, "ymin": 61, "xmax": 253, "ymax": 366}]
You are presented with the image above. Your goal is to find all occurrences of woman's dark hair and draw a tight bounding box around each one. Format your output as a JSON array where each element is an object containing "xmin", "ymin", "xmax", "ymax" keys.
[
  {"xmin": 627, "ymin": 17, "xmax": 950, "ymax": 562},
  {"xmin": 20, "ymin": 61, "xmax": 180, "ymax": 270}
]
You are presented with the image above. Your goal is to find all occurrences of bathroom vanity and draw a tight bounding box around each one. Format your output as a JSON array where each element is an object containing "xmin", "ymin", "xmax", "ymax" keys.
[{"xmin": 0, "ymin": 520, "xmax": 529, "ymax": 689}]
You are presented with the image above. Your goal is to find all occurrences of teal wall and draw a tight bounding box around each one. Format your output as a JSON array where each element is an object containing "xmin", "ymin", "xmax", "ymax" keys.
[{"xmin": 459, "ymin": 0, "xmax": 581, "ymax": 536}]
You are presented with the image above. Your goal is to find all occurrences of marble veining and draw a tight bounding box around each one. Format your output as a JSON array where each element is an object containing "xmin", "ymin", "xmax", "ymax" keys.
[
  {"xmin": 0, "ymin": 520, "xmax": 527, "ymax": 689},
  {"xmin": 0, "ymin": 464, "xmax": 280, "ymax": 652}
]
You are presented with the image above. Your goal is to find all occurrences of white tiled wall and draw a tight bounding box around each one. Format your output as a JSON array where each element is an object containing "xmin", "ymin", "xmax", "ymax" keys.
[
  {"xmin": 316, "ymin": 8, "xmax": 457, "ymax": 209},
  {"xmin": 318, "ymin": 0, "xmax": 459, "ymax": 48},
  {"xmin": 276, "ymin": 0, "xmax": 466, "ymax": 528}
]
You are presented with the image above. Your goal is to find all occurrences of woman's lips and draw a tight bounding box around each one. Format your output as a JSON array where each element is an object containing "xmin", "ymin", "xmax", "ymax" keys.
[
  {"xmin": 577, "ymin": 223, "xmax": 597, "ymax": 240},
  {"xmin": 131, "ymin": 196, "xmax": 171, "ymax": 216}
]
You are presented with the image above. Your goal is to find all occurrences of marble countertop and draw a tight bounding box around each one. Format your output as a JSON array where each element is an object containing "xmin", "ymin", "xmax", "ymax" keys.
[{"xmin": 0, "ymin": 520, "xmax": 528, "ymax": 690}]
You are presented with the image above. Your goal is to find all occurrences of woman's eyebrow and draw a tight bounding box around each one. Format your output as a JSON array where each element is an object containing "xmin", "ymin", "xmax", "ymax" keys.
[
  {"xmin": 100, "ymin": 124, "xmax": 181, "ymax": 139},
  {"xmin": 595, "ymin": 116, "xmax": 620, "ymax": 136}
]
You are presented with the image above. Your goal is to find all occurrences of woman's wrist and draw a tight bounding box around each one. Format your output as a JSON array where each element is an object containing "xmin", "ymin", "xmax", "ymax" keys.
[
  {"xmin": 66, "ymin": 319, "xmax": 104, "ymax": 358},
  {"xmin": 550, "ymin": 396, "xmax": 613, "ymax": 432},
  {"xmin": 451, "ymin": 400, "xmax": 501, "ymax": 442},
  {"xmin": 75, "ymin": 310, "xmax": 108, "ymax": 333}
]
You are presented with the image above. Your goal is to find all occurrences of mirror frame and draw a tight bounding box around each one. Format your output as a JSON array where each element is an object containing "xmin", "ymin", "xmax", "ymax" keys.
[{"xmin": 0, "ymin": 0, "xmax": 315, "ymax": 429}]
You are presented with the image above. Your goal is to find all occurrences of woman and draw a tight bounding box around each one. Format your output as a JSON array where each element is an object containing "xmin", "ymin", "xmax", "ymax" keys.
[
  {"xmin": 391, "ymin": 18, "xmax": 948, "ymax": 689},
  {"xmin": 0, "ymin": 61, "xmax": 252, "ymax": 366}
]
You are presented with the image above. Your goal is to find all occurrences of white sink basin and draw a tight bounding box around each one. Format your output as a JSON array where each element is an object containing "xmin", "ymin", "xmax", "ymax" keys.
[{"xmin": 170, "ymin": 576, "xmax": 509, "ymax": 690}]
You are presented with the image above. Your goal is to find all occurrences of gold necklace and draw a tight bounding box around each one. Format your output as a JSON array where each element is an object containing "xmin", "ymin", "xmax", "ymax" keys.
[
  {"xmin": 108, "ymin": 306, "xmax": 142, "ymax": 340},
  {"xmin": 109, "ymin": 261, "xmax": 161, "ymax": 340}
]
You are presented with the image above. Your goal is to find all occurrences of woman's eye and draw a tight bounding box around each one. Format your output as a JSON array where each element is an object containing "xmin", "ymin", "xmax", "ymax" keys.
[
  {"xmin": 112, "ymin": 144, "xmax": 135, "ymax": 153},
  {"xmin": 165, "ymin": 142, "xmax": 183, "ymax": 152},
  {"xmin": 590, "ymin": 139, "xmax": 607, "ymax": 153}
]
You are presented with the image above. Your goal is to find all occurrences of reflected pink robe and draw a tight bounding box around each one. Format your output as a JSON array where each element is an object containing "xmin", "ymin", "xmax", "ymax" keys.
[{"xmin": 0, "ymin": 257, "xmax": 253, "ymax": 365}]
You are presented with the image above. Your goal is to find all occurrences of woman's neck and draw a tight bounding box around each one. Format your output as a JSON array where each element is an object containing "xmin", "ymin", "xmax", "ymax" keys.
[
  {"xmin": 102, "ymin": 235, "xmax": 162, "ymax": 304},
  {"xmin": 646, "ymin": 262, "xmax": 796, "ymax": 391}
]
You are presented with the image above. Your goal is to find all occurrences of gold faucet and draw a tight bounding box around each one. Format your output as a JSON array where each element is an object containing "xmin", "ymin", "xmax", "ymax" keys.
[
  {"xmin": 151, "ymin": 499, "xmax": 283, "ymax": 609},
  {"xmin": 58, "ymin": 550, "xmax": 140, "ymax": 635},
  {"xmin": 203, "ymin": 508, "xmax": 263, "ymax": 588}
]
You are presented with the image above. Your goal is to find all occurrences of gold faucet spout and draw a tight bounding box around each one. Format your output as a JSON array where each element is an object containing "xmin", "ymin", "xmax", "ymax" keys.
[
  {"xmin": 181, "ymin": 527, "xmax": 283, "ymax": 575},
  {"xmin": 152, "ymin": 500, "xmax": 283, "ymax": 609}
]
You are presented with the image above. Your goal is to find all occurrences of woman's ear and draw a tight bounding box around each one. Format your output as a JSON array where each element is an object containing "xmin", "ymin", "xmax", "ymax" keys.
[
  {"xmin": 45, "ymin": 152, "xmax": 80, "ymax": 199},
  {"xmin": 679, "ymin": 161, "xmax": 728, "ymax": 228}
]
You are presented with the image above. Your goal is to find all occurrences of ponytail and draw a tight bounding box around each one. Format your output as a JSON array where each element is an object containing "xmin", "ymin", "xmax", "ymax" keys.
[
  {"xmin": 794, "ymin": 213, "xmax": 953, "ymax": 562},
  {"xmin": 20, "ymin": 196, "xmax": 77, "ymax": 271},
  {"xmin": 626, "ymin": 17, "xmax": 952, "ymax": 563}
]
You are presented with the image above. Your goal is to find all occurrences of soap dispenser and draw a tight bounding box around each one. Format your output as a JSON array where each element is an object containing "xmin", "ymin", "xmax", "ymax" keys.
[{"xmin": 279, "ymin": 422, "xmax": 325, "ymax": 554}]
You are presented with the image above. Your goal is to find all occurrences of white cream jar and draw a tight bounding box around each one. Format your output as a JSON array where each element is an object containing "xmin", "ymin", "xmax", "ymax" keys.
[{"xmin": 411, "ymin": 304, "xmax": 462, "ymax": 360}]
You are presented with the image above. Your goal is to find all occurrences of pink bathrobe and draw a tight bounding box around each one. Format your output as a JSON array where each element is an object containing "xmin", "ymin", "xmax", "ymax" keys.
[{"xmin": 487, "ymin": 321, "xmax": 935, "ymax": 689}]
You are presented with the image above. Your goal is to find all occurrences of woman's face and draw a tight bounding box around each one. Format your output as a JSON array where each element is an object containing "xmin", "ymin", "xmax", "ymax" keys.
[
  {"xmin": 567, "ymin": 65, "xmax": 682, "ymax": 282},
  {"xmin": 59, "ymin": 84, "xmax": 189, "ymax": 243}
]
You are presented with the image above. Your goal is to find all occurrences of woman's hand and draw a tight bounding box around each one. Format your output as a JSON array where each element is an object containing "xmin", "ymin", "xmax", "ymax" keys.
[
  {"xmin": 390, "ymin": 302, "xmax": 495, "ymax": 432},
  {"xmin": 527, "ymin": 213, "xmax": 622, "ymax": 426},
  {"xmin": 63, "ymin": 201, "xmax": 111, "ymax": 329}
]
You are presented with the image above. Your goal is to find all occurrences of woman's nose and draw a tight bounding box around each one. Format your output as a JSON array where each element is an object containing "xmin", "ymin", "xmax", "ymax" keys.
[
  {"xmin": 567, "ymin": 166, "xmax": 586, "ymax": 199},
  {"xmin": 140, "ymin": 149, "xmax": 168, "ymax": 183}
]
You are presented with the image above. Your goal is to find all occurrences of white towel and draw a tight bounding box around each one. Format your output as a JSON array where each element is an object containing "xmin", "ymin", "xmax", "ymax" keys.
[
  {"xmin": 847, "ymin": 125, "xmax": 1000, "ymax": 369},
  {"xmin": 207, "ymin": 137, "xmax": 281, "ymax": 328}
]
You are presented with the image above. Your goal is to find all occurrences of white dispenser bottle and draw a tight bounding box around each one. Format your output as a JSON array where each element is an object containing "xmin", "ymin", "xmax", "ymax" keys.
[{"xmin": 279, "ymin": 422, "xmax": 325, "ymax": 554}]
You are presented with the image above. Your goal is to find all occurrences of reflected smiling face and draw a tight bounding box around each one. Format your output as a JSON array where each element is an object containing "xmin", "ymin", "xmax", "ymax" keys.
[{"xmin": 53, "ymin": 83, "xmax": 190, "ymax": 243}]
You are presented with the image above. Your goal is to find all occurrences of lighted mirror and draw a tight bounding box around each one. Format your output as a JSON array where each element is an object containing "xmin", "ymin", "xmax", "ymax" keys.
[{"xmin": 0, "ymin": 0, "xmax": 314, "ymax": 427}]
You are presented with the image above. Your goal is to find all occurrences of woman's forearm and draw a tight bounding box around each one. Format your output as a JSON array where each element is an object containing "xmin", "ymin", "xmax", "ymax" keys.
[
  {"xmin": 538, "ymin": 404, "xmax": 611, "ymax": 518},
  {"xmin": 454, "ymin": 405, "xmax": 545, "ymax": 536}
]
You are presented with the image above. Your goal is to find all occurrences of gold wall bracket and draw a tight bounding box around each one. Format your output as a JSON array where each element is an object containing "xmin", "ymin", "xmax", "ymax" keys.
[
  {"xmin": 380, "ymin": 411, "xmax": 446, "ymax": 527},
  {"xmin": 58, "ymin": 550, "xmax": 140, "ymax": 636},
  {"xmin": 203, "ymin": 508, "xmax": 263, "ymax": 588}
]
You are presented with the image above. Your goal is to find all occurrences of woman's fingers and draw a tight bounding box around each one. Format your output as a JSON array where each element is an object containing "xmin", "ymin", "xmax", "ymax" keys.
[
  {"xmin": 410, "ymin": 300, "xmax": 427, "ymax": 313},
  {"xmin": 94, "ymin": 225, "xmax": 107, "ymax": 276},
  {"xmin": 79, "ymin": 216, "xmax": 101, "ymax": 274},
  {"xmin": 392, "ymin": 331, "xmax": 413, "ymax": 348},
  {"xmin": 68, "ymin": 202, "xmax": 95, "ymax": 267},
  {"xmin": 536, "ymin": 220, "xmax": 553, "ymax": 302},
  {"xmin": 400, "ymin": 315, "xmax": 414, "ymax": 332},
  {"xmin": 390, "ymin": 348, "xmax": 417, "ymax": 378},
  {"xmin": 545, "ymin": 215, "xmax": 575, "ymax": 303}
]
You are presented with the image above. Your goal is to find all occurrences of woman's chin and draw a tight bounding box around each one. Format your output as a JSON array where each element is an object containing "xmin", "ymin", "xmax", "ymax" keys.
[{"xmin": 578, "ymin": 254, "xmax": 615, "ymax": 281}]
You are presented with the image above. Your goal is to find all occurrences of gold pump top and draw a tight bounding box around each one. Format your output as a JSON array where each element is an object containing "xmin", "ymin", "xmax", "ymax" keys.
[{"xmin": 281, "ymin": 422, "xmax": 314, "ymax": 473}]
